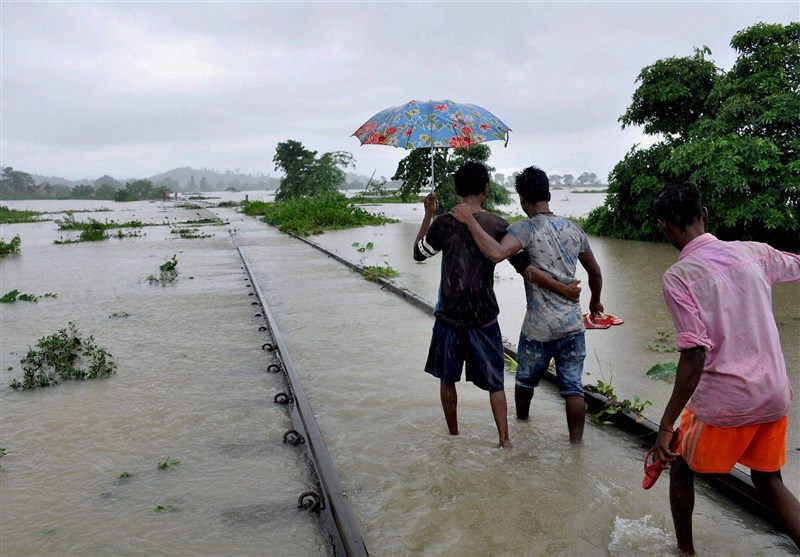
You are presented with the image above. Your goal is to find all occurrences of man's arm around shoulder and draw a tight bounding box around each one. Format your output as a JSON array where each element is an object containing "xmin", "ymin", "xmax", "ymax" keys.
[{"xmin": 450, "ymin": 203, "xmax": 522, "ymax": 262}]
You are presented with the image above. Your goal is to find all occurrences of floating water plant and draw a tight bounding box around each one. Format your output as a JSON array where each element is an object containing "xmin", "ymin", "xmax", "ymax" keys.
[
  {"xmin": 1, "ymin": 235, "xmax": 21, "ymax": 257},
  {"xmin": 0, "ymin": 289, "xmax": 51, "ymax": 303},
  {"xmin": 645, "ymin": 361, "xmax": 678, "ymax": 380},
  {"xmin": 8, "ymin": 322, "xmax": 116, "ymax": 390},
  {"xmin": 362, "ymin": 263, "xmax": 399, "ymax": 283},
  {"xmin": 351, "ymin": 241, "xmax": 374, "ymax": 253},
  {"xmin": 157, "ymin": 457, "xmax": 180, "ymax": 470},
  {"xmin": 147, "ymin": 255, "xmax": 179, "ymax": 285}
]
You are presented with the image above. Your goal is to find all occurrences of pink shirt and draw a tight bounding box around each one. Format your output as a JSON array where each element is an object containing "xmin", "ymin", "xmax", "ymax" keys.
[{"xmin": 662, "ymin": 233, "xmax": 799, "ymax": 427}]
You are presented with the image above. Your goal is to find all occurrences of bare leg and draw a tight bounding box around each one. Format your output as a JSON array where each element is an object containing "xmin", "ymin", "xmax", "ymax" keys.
[
  {"xmin": 515, "ymin": 385, "xmax": 534, "ymax": 420},
  {"xmin": 489, "ymin": 389, "xmax": 510, "ymax": 448},
  {"xmin": 669, "ymin": 456, "xmax": 695, "ymax": 554},
  {"xmin": 751, "ymin": 469, "xmax": 800, "ymax": 548},
  {"xmin": 564, "ymin": 395, "xmax": 585, "ymax": 443},
  {"xmin": 440, "ymin": 381, "xmax": 458, "ymax": 435}
]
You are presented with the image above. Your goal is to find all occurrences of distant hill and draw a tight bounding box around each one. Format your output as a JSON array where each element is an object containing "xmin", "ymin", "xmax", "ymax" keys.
[
  {"xmin": 148, "ymin": 167, "xmax": 280, "ymax": 191},
  {"xmin": 31, "ymin": 167, "xmax": 281, "ymax": 192}
]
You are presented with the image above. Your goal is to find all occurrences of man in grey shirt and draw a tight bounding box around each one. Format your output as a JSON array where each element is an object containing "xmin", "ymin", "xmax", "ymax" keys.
[{"xmin": 451, "ymin": 166, "xmax": 603, "ymax": 442}]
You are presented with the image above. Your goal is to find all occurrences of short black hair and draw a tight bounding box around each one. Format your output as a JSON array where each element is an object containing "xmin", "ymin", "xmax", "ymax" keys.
[
  {"xmin": 454, "ymin": 161, "xmax": 489, "ymax": 197},
  {"xmin": 653, "ymin": 181, "xmax": 703, "ymax": 229},
  {"xmin": 515, "ymin": 166, "xmax": 549, "ymax": 203}
]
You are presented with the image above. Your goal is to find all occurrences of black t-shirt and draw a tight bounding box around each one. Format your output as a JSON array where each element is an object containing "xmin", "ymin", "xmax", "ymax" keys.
[{"xmin": 415, "ymin": 211, "xmax": 512, "ymax": 327}]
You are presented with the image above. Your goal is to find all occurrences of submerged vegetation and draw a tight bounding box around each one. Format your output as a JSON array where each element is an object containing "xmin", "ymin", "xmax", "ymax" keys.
[
  {"xmin": 170, "ymin": 226, "xmax": 213, "ymax": 239},
  {"xmin": 242, "ymin": 193, "xmax": 397, "ymax": 236},
  {"xmin": 0, "ymin": 290, "xmax": 57, "ymax": 303},
  {"xmin": 54, "ymin": 214, "xmax": 148, "ymax": 244},
  {"xmin": 1, "ymin": 235, "xmax": 21, "ymax": 257},
  {"xmin": 362, "ymin": 263, "xmax": 400, "ymax": 283},
  {"xmin": 0, "ymin": 205, "xmax": 42, "ymax": 224},
  {"xmin": 148, "ymin": 255, "xmax": 179, "ymax": 285},
  {"xmin": 8, "ymin": 322, "xmax": 116, "ymax": 390},
  {"xmin": 586, "ymin": 378, "xmax": 653, "ymax": 424}
]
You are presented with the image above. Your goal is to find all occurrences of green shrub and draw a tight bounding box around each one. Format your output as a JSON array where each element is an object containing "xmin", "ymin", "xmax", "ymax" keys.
[
  {"xmin": 242, "ymin": 193, "xmax": 397, "ymax": 236},
  {"xmin": 0, "ymin": 235, "xmax": 21, "ymax": 257},
  {"xmin": 8, "ymin": 322, "xmax": 116, "ymax": 390}
]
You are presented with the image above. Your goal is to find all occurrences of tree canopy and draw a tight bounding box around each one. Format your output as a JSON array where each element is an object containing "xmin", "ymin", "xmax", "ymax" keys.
[
  {"xmin": 273, "ymin": 140, "xmax": 354, "ymax": 201},
  {"xmin": 392, "ymin": 144, "xmax": 509, "ymax": 213},
  {"xmin": 586, "ymin": 22, "xmax": 799, "ymax": 251}
]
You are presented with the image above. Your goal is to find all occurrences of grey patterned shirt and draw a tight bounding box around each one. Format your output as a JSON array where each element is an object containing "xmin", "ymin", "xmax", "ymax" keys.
[{"xmin": 507, "ymin": 214, "xmax": 590, "ymax": 341}]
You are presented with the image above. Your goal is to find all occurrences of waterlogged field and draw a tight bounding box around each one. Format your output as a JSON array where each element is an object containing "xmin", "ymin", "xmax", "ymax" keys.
[{"xmin": 1, "ymin": 193, "xmax": 798, "ymax": 556}]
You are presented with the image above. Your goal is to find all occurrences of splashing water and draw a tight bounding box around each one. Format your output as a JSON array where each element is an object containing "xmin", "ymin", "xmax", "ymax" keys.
[{"xmin": 608, "ymin": 515, "xmax": 674, "ymax": 556}]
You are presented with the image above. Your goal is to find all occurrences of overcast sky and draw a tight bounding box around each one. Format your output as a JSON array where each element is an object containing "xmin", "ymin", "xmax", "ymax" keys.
[{"xmin": 1, "ymin": 1, "xmax": 796, "ymax": 182}]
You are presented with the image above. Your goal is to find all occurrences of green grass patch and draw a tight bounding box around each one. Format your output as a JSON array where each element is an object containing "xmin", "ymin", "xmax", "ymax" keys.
[
  {"xmin": 242, "ymin": 193, "xmax": 397, "ymax": 236},
  {"xmin": 171, "ymin": 227, "xmax": 212, "ymax": 239},
  {"xmin": 55, "ymin": 213, "xmax": 147, "ymax": 231},
  {"xmin": 0, "ymin": 206, "xmax": 42, "ymax": 224}
]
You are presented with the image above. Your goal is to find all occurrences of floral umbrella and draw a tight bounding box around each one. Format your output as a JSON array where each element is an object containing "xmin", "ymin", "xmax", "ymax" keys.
[{"xmin": 352, "ymin": 99, "xmax": 511, "ymax": 188}]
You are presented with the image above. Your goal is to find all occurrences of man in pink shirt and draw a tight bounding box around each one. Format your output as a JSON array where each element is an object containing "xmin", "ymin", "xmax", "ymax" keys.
[{"xmin": 652, "ymin": 181, "xmax": 799, "ymax": 553}]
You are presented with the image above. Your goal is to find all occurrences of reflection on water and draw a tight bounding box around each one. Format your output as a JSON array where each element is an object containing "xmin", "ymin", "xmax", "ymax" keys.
[{"xmin": 1, "ymin": 196, "xmax": 797, "ymax": 556}]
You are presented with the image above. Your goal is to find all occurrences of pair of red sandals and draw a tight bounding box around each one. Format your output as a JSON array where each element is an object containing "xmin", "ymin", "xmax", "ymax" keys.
[
  {"xmin": 583, "ymin": 312, "xmax": 624, "ymax": 330},
  {"xmin": 642, "ymin": 427, "xmax": 684, "ymax": 490}
]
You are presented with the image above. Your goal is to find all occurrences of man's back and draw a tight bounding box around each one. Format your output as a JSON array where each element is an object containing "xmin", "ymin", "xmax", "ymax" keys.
[
  {"xmin": 507, "ymin": 214, "xmax": 589, "ymax": 341},
  {"xmin": 663, "ymin": 233, "xmax": 799, "ymax": 427},
  {"xmin": 417, "ymin": 211, "xmax": 508, "ymax": 327}
]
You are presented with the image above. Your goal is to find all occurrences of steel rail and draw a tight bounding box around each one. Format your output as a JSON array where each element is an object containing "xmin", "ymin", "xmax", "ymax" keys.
[
  {"xmin": 286, "ymin": 231, "xmax": 781, "ymax": 528},
  {"xmin": 236, "ymin": 246, "xmax": 368, "ymax": 557}
]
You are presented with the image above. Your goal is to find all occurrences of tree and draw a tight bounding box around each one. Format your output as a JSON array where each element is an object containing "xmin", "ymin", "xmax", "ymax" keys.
[
  {"xmin": 1, "ymin": 167, "xmax": 37, "ymax": 199},
  {"xmin": 562, "ymin": 174, "xmax": 574, "ymax": 187},
  {"xmin": 586, "ymin": 22, "xmax": 799, "ymax": 250},
  {"xmin": 391, "ymin": 148, "xmax": 448, "ymax": 201},
  {"xmin": 549, "ymin": 174, "xmax": 563, "ymax": 187},
  {"xmin": 273, "ymin": 140, "xmax": 354, "ymax": 201},
  {"xmin": 393, "ymin": 144, "xmax": 509, "ymax": 213},
  {"xmin": 577, "ymin": 172, "xmax": 598, "ymax": 186},
  {"xmin": 619, "ymin": 47, "xmax": 719, "ymax": 138},
  {"xmin": 114, "ymin": 179, "xmax": 160, "ymax": 202}
]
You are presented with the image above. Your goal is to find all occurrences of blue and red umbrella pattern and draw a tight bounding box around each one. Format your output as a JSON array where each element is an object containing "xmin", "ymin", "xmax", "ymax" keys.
[{"xmin": 352, "ymin": 99, "xmax": 511, "ymax": 150}]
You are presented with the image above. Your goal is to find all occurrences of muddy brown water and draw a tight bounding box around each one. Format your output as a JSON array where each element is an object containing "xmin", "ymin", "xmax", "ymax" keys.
[{"xmin": 1, "ymin": 195, "xmax": 797, "ymax": 556}]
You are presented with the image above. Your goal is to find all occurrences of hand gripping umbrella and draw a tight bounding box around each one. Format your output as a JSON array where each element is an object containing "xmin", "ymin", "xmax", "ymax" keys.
[{"xmin": 352, "ymin": 99, "xmax": 511, "ymax": 190}]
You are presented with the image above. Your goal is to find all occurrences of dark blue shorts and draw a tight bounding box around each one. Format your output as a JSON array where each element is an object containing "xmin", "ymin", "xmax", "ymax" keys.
[
  {"xmin": 516, "ymin": 331, "xmax": 586, "ymax": 397},
  {"xmin": 424, "ymin": 318, "xmax": 505, "ymax": 392}
]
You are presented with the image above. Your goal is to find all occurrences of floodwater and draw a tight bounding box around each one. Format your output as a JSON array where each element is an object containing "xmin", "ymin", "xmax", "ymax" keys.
[{"xmin": 1, "ymin": 194, "xmax": 798, "ymax": 556}]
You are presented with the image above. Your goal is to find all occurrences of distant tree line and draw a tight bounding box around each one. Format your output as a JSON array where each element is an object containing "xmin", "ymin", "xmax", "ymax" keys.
[
  {"xmin": 1, "ymin": 167, "xmax": 169, "ymax": 202},
  {"xmin": 494, "ymin": 171, "xmax": 605, "ymax": 189}
]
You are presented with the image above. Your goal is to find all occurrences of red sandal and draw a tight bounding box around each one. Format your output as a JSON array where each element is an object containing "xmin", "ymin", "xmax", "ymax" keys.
[{"xmin": 642, "ymin": 427, "xmax": 683, "ymax": 490}]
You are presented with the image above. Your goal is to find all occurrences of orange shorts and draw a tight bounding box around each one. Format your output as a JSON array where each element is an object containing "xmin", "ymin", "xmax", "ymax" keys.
[{"xmin": 678, "ymin": 409, "xmax": 787, "ymax": 473}]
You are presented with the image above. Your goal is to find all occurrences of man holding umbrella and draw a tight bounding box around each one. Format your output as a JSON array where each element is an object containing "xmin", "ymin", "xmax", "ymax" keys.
[{"xmin": 414, "ymin": 162, "xmax": 579, "ymax": 447}]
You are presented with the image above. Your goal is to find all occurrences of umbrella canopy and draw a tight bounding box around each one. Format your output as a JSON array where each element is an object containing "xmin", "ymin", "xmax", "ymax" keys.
[{"xmin": 352, "ymin": 99, "xmax": 511, "ymax": 150}]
